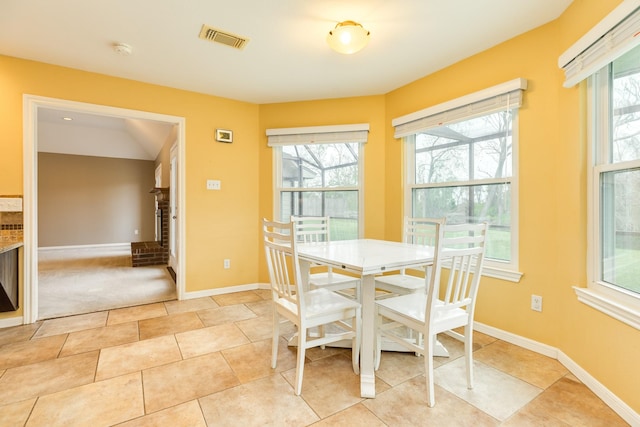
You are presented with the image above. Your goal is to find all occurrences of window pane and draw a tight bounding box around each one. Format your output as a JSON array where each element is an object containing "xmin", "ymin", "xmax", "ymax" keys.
[
  {"xmin": 612, "ymin": 44, "xmax": 640, "ymax": 163},
  {"xmin": 280, "ymin": 190, "xmax": 358, "ymax": 240},
  {"xmin": 281, "ymin": 143, "xmax": 358, "ymax": 188},
  {"xmin": 600, "ymin": 167, "xmax": 640, "ymax": 294},
  {"xmin": 415, "ymin": 110, "xmax": 512, "ymax": 184},
  {"xmin": 412, "ymin": 183, "xmax": 511, "ymax": 261}
]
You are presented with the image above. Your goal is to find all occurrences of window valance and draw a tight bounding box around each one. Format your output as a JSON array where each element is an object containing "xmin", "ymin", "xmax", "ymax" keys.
[
  {"xmin": 266, "ymin": 123, "xmax": 369, "ymax": 146},
  {"xmin": 559, "ymin": 0, "xmax": 640, "ymax": 88},
  {"xmin": 392, "ymin": 78, "xmax": 527, "ymax": 139}
]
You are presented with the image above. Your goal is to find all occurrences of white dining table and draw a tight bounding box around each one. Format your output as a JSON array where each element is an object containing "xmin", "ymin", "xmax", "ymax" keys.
[{"xmin": 297, "ymin": 238, "xmax": 438, "ymax": 398}]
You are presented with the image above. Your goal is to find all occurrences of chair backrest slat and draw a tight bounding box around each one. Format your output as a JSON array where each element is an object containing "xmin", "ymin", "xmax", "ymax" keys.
[
  {"xmin": 291, "ymin": 216, "xmax": 330, "ymax": 244},
  {"xmin": 434, "ymin": 222, "xmax": 488, "ymax": 315},
  {"xmin": 404, "ymin": 217, "xmax": 439, "ymax": 246},
  {"xmin": 263, "ymin": 218, "xmax": 304, "ymax": 313}
]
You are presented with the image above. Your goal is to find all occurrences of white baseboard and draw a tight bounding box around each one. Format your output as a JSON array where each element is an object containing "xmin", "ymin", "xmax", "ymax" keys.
[
  {"xmin": 474, "ymin": 321, "xmax": 558, "ymax": 358},
  {"xmin": 0, "ymin": 316, "xmax": 25, "ymax": 329},
  {"xmin": 38, "ymin": 243, "xmax": 131, "ymax": 252},
  {"xmin": 474, "ymin": 321, "xmax": 640, "ymax": 426},
  {"xmin": 556, "ymin": 350, "xmax": 640, "ymax": 426},
  {"xmin": 183, "ymin": 283, "xmax": 267, "ymax": 300}
]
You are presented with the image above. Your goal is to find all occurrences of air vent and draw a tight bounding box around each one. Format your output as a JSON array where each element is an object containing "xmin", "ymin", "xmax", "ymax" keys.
[{"xmin": 199, "ymin": 25, "xmax": 249, "ymax": 50}]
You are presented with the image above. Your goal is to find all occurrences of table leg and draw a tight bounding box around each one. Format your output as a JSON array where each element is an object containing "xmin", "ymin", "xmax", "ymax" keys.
[{"xmin": 360, "ymin": 274, "xmax": 376, "ymax": 398}]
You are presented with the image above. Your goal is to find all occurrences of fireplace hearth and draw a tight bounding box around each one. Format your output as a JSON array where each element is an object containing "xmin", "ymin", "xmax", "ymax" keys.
[{"xmin": 131, "ymin": 188, "xmax": 169, "ymax": 267}]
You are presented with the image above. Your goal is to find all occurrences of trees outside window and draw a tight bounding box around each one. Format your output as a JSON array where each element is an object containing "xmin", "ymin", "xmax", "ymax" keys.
[{"xmin": 407, "ymin": 109, "xmax": 517, "ymax": 265}]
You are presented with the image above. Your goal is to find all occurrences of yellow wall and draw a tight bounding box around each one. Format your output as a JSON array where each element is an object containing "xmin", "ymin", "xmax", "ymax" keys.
[
  {"xmin": 1, "ymin": 0, "xmax": 639, "ymax": 413},
  {"xmin": 0, "ymin": 55, "xmax": 260, "ymax": 305},
  {"xmin": 384, "ymin": 0, "xmax": 639, "ymax": 411}
]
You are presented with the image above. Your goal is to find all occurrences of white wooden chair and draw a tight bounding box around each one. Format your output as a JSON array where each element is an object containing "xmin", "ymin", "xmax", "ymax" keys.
[
  {"xmin": 291, "ymin": 216, "xmax": 361, "ymax": 301},
  {"xmin": 374, "ymin": 217, "xmax": 440, "ymax": 297},
  {"xmin": 375, "ymin": 221, "xmax": 488, "ymax": 407},
  {"xmin": 263, "ymin": 218, "xmax": 361, "ymax": 395}
]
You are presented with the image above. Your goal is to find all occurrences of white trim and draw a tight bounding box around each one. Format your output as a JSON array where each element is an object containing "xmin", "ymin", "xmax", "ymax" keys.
[
  {"xmin": 474, "ymin": 321, "xmax": 640, "ymax": 426},
  {"xmin": 392, "ymin": 78, "xmax": 527, "ymax": 129},
  {"xmin": 558, "ymin": 0, "xmax": 640, "ymax": 68},
  {"xmin": 22, "ymin": 94, "xmax": 187, "ymax": 323},
  {"xmin": 182, "ymin": 283, "xmax": 265, "ymax": 299},
  {"xmin": 557, "ymin": 350, "xmax": 640, "ymax": 426},
  {"xmin": 38, "ymin": 243, "xmax": 131, "ymax": 252},
  {"xmin": 574, "ymin": 286, "xmax": 640, "ymax": 330},
  {"xmin": 481, "ymin": 264, "xmax": 523, "ymax": 283},
  {"xmin": 0, "ymin": 316, "xmax": 24, "ymax": 329},
  {"xmin": 473, "ymin": 321, "xmax": 558, "ymax": 358}
]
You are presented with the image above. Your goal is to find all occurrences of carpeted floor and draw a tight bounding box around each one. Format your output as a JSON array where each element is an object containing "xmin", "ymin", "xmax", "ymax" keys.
[{"xmin": 38, "ymin": 246, "xmax": 176, "ymax": 320}]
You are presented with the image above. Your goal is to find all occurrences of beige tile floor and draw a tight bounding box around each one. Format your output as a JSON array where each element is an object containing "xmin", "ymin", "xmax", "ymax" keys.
[{"xmin": 0, "ymin": 289, "xmax": 629, "ymax": 426}]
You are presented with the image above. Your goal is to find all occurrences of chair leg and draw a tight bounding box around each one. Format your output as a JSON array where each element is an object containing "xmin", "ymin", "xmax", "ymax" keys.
[
  {"xmin": 424, "ymin": 332, "xmax": 435, "ymax": 407},
  {"xmin": 294, "ymin": 327, "xmax": 307, "ymax": 395},
  {"xmin": 271, "ymin": 310, "xmax": 279, "ymax": 369},
  {"xmin": 352, "ymin": 309, "xmax": 361, "ymax": 375},
  {"xmin": 374, "ymin": 312, "xmax": 382, "ymax": 371},
  {"xmin": 465, "ymin": 324, "xmax": 474, "ymax": 389}
]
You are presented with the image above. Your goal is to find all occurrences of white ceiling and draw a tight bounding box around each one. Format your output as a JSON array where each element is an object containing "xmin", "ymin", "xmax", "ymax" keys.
[
  {"xmin": 37, "ymin": 108, "xmax": 175, "ymax": 161},
  {"xmin": 2, "ymin": 0, "xmax": 573, "ymax": 159}
]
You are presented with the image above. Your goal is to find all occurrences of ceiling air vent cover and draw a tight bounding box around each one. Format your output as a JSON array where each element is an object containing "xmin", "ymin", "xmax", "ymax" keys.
[{"xmin": 199, "ymin": 25, "xmax": 249, "ymax": 50}]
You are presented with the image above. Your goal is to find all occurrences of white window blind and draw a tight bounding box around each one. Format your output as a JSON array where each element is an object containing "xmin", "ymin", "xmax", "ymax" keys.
[
  {"xmin": 266, "ymin": 123, "xmax": 369, "ymax": 146},
  {"xmin": 392, "ymin": 78, "xmax": 527, "ymax": 139},
  {"xmin": 559, "ymin": 0, "xmax": 640, "ymax": 88}
]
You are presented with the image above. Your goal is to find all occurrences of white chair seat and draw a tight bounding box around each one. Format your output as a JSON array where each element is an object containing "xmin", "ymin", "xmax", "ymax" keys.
[
  {"xmin": 309, "ymin": 271, "xmax": 358, "ymax": 287},
  {"xmin": 375, "ymin": 274, "xmax": 425, "ymax": 295},
  {"xmin": 376, "ymin": 294, "xmax": 468, "ymax": 333},
  {"xmin": 276, "ymin": 288, "xmax": 361, "ymax": 319}
]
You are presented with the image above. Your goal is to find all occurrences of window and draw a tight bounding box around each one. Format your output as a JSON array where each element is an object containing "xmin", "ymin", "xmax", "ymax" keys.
[
  {"xmin": 394, "ymin": 79, "xmax": 526, "ymax": 281},
  {"xmin": 561, "ymin": 2, "xmax": 640, "ymax": 329},
  {"xmin": 267, "ymin": 124, "xmax": 367, "ymax": 240},
  {"xmin": 585, "ymin": 45, "xmax": 640, "ymax": 323}
]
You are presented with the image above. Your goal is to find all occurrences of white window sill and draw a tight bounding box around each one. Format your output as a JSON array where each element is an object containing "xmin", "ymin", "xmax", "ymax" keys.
[
  {"xmin": 442, "ymin": 261, "xmax": 523, "ymax": 283},
  {"xmin": 482, "ymin": 265, "xmax": 523, "ymax": 283},
  {"xmin": 574, "ymin": 286, "xmax": 640, "ymax": 330}
]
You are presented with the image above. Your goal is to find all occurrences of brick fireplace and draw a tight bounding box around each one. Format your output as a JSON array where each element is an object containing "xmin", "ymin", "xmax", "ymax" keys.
[{"xmin": 131, "ymin": 188, "xmax": 169, "ymax": 267}]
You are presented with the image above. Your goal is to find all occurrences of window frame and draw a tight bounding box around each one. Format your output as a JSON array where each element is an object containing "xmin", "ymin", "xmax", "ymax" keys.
[
  {"xmin": 403, "ymin": 109, "xmax": 522, "ymax": 282},
  {"xmin": 579, "ymin": 65, "xmax": 640, "ymax": 329},
  {"xmin": 272, "ymin": 141, "xmax": 365, "ymax": 239}
]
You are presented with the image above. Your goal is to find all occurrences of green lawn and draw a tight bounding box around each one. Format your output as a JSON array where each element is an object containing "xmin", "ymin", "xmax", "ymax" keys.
[{"xmin": 330, "ymin": 221, "xmax": 640, "ymax": 294}]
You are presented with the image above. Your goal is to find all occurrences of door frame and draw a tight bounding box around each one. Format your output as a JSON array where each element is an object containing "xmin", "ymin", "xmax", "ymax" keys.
[
  {"xmin": 169, "ymin": 143, "xmax": 178, "ymax": 272},
  {"xmin": 22, "ymin": 95, "xmax": 187, "ymax": 323}
]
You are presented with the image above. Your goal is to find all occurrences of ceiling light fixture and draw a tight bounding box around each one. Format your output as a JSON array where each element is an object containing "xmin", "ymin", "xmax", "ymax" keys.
[
  {"xmin": 327, "ymin": 20, "xmax": 370, "ymax": 54},
  {"xmin": 113, "ymin": 42, "xmax": 132, "ymax": 56}
]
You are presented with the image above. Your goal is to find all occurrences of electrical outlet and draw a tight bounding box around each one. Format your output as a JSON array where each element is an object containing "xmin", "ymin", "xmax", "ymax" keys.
[
  {"xmin": 206, "ymin": 179, "xmax": 221, "ymax": 190},
  {"xmin": 224, "ymin": 259, "xmax": 231, "ymax": 269},
  {"xmin": 531, "ymin": 295, "xmax": 543, "ymax": 312}
]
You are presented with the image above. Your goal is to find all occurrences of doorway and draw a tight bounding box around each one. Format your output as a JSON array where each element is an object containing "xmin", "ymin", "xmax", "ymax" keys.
[{"xmin": 23, "ymin": 95, "xmax": 186, "ymax": 323}]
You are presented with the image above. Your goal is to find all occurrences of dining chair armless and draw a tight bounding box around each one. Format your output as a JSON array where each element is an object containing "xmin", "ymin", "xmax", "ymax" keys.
[
  {"xmin": 374, "ymin": 217, "xmax": 440, "ymax": 297},
  {"xmin": 375, "ymin": 220, "xmax": 489, "ymax": 407},
  {"xmin": 263, "ymin": 218, "xmax": 362, "ymax": 395},
  {"xmin": 291, "ymin": 216, "xmax": 361, "ymax": 301}
]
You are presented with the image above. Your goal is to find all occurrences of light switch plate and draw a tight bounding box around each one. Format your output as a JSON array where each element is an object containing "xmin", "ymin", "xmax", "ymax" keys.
[{"xmin": 0, "ymin": 197, "xmax": 23, "ymax": 212}]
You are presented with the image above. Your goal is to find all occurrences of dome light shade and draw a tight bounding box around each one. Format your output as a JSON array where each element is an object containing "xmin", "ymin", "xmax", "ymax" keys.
[{"xmin": 327, "ymin": 21, "xmax": 370, "ymax": 54}]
